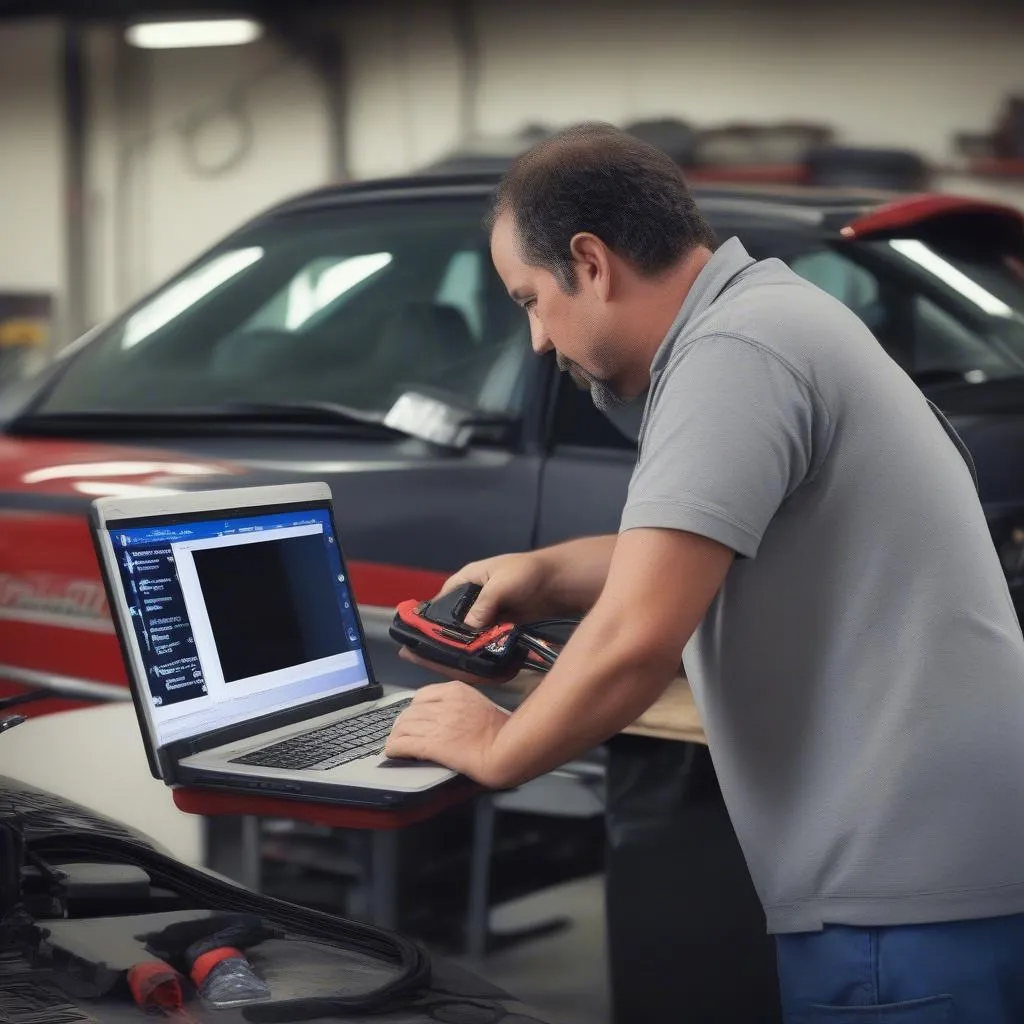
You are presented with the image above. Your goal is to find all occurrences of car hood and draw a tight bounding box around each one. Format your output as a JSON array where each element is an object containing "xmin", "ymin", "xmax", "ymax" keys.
[{"xmin": 0, "ymin": 434, "xmax": 249, "ymax": 502}]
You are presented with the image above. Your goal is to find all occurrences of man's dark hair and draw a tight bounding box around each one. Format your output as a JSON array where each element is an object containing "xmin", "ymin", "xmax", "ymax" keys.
[{"xmin": 488, "ymin": 122, "xmax": 716, "ymax": 292}]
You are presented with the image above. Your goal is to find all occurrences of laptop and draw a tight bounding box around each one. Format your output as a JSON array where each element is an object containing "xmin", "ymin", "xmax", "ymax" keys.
[{"xmin": 90, "ymin": 481, "xmax": 457, "ymax": 808}]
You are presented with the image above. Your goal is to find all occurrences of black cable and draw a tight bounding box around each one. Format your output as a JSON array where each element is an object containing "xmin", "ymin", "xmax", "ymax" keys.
[
  {"xmin": 518, "ymin": 634, "xmax": 559, "ymax": 667},
  {"xmin": 0, "ymin": 692, "xmax": 59, "ymax": 714},
  {"xmin": 25, "ymin": 832, "xmax": 431, "ymax": 1019},
  {"xmin": 521, "ymin": 618, "xmax": 581, "ymax": 630},
  {"xmin": 519, "ymin": 617, "xmax": 579, "ymax": 648}
]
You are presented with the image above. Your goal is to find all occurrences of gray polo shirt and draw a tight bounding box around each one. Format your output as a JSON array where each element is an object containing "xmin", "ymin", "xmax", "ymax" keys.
[{"xmin": 620, "ymin": 237, "xmax": 1024, "ymax": 934}]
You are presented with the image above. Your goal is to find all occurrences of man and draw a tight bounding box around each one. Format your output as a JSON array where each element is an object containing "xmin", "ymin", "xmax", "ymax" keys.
[{"xmin": 385, "ymin": 123, "xmax": 1024, "ymax": 1021}]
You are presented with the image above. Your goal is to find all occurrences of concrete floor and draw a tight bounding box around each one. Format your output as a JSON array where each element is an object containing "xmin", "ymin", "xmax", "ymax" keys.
[{"xmin": 452, "ymin": 875, "xmax": 610, "ymax": 1024}]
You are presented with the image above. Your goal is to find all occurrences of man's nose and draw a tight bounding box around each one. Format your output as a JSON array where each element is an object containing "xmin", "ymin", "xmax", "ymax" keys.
[{"xmin": 530, "ymin": 322, "xmax": 553, "ymax": 355}]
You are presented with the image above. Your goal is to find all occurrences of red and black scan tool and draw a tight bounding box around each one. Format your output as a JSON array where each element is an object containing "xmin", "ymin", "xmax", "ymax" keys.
[
  {"xmin": 391, "ymin": 583, "xmax": 576, "ymax": 678},
  {"xmin": 390, "ymin": 583, "xmax": 529, "ymax": 679}
]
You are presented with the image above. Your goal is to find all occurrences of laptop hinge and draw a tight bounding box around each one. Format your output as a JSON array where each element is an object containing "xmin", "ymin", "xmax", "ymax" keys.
[{"xmin": 160, "ymin": 682, "xmax": 385, "ymax": 771}]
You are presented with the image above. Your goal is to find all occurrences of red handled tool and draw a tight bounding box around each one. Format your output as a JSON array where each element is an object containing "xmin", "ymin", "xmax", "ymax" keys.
[{"xmin": 390, "ymin": 583, "xmax": 576, "ymax": 678}]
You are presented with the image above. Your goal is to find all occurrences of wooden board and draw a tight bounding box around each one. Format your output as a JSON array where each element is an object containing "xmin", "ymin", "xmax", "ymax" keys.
[{"xmin": 506, "ymin": 673, "xmax": 706, "ymax": 745}]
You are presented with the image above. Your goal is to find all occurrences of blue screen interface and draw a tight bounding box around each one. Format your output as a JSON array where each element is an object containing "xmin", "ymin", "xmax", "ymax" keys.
[{"xmin": 109, "ymin": 506, "xmax": 370, "ymax": 745}]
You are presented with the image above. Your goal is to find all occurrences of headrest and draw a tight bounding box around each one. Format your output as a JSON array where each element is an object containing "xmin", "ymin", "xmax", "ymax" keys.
[{"xmin": 377, "ymin": 302, "xmax": 475, "ymax": 367}]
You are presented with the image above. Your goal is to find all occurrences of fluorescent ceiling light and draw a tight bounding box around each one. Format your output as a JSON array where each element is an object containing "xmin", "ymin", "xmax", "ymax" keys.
[
  {"xmin": 126, "ymin": 18, "xmax": 263, "ymax": 49},
  {"xmin": 889, "ymin": 239, "xmax": 1014, "ymax": 318}
]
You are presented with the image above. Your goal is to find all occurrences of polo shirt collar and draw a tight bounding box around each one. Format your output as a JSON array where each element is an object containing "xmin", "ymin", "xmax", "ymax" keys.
[{"xmin": 649, "ymin": 237, "xmax": 757, "ymax": 378}]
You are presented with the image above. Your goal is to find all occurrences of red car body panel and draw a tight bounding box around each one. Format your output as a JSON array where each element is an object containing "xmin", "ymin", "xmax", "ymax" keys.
[{"xmin": 0, "ymin": 435, "xmax": 448, "ymax": 714}]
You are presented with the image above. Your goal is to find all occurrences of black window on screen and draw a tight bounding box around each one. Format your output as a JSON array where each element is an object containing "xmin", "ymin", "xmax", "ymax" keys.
[{"xmin": 192, "ymin": 533, "xmax": 349, "ymax": 682}]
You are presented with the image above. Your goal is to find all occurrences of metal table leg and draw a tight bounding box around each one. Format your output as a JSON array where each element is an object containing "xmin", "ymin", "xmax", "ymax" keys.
[
  {"xmin": 204, "ymin": 814, "xmax": 262, "ymax": 892},
  {"xmin": 240, "ymin": 815, "xmax": 262, "ymax": 892},
  {"xmin": 466, "ymin": 794, "xmax": 496, "ymax": 960},
  {"xmin": 371, "ymin": 828, "xmax": 399, "ymax": 930}
]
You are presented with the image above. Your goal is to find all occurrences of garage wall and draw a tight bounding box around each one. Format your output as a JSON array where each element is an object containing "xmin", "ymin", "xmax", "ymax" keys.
[
  {"xmin": 0, "ymin": 20, "xmax": 65, "ymax": 295},
  {"xmin": 469, "ymin": 0, "xmax": 1024, "ymax": 161},
  {"xmin": 344, "ymin": 3, "xmax": 464, "ymax": 180},
  {"xmin": 0, "ymin": 2, "xmax": 1022, "ymax": 337},
  {"xmin": 84, "ymin": 28, "xmax": 331, "ymax": 315}
]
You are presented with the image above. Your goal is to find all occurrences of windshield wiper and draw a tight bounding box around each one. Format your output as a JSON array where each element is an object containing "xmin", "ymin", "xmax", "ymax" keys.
[
  {"xmin": 16, "ymin": 394, "xmax": 518, "ymax": 449},
  {"xmin": 14, "ymin": 401, "xmax": 408, "ymax": 439},
  {"xmin": 206, "ymin": 400, "xmax": 406, "ymax": 433}
]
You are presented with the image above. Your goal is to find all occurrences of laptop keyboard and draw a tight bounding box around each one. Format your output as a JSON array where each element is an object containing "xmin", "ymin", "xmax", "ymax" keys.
[{"xmin": 228, "ymin": 698, "xmax": 413, "ymax": 771}]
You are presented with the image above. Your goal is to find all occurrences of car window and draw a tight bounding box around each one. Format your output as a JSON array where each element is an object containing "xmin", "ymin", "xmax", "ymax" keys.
[
  {"xmin": 789, "ymin": 245, "xmax": 1024, "ymax": 382},
  {"xmin": 36, "ymin": 200, "xmax": 530, "ymax": 418},
  {"xmin": 435, "ymin": 249, "xmax": 485, "ymax": 339},
  {"xmin": 244, "ymin": 253, "xmax": 394, "ymax": 332},
  {"xmin": 550, "ymin": 373, "xmax": 638, "ymax": 452},
  {"xmin": 550, "ymin": 233, "xmax": 1024, "ymax": 454}
]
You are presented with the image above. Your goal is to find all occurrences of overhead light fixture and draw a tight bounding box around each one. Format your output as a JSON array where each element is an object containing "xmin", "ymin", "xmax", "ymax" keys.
[{"xmin": 125, "ymin": 18, "xmax": 263, "ymax": 50}]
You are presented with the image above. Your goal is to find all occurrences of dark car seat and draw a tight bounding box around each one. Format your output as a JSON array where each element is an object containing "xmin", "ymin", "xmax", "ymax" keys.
[{"xmin": 369, "ymin": 301, "xmax": 479, "ymax": 400}]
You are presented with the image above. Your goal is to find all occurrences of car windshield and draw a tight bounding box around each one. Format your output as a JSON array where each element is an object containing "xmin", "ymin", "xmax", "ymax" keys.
[
  {"xmin": 788, "ymin": 235, "xmax": 1024, "ymax": 384},
  {"xmin": 27, "ymin": 194, "xmax": 1024, "ymax": 423},
  {"xmin": 34, "ymin": 197, "xmax": 529, "ymax": 419}
]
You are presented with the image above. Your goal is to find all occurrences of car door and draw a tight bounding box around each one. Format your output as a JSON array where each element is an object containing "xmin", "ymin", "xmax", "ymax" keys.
[{"xmin": 534, "ymin": 366, "xmax": 639, "ymax": 546}]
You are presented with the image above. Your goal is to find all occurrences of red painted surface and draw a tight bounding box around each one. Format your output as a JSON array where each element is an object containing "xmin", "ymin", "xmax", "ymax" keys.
[
  {"xmin": 0, "ymin": 434, "xmax": 450, "ymax": 717},
  {"xmin": 840, "ymin": 193, "xmax": 1024, "ymax": 239},
  {"xmin": 172, "ymin": 779, "xmax": 480, "ymax": 828},
  {"xmin": 0, "ymin": 507, "xmax": 450, "ymax": 716},
  {"xmin": 347, "ymin": 564, "xmax": 448, "ymax": 608}
]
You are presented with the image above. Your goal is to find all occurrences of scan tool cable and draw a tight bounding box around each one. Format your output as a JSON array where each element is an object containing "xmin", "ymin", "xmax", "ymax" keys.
[{"xmin": 24, "ymin": 831, "xmax": 430, "ymax": 1020}]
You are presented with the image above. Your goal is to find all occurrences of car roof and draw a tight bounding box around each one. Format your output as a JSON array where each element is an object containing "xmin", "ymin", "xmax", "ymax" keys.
[
  {"xmin": 263, "ymin": 171, "xmax": 890, "ymax": 232},
  {"xmin": 257, "ymin": 171, "xmax": 1024, "ymax": 252}
]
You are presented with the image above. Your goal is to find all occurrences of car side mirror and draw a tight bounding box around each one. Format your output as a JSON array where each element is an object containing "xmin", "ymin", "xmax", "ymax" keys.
[{"xmin": 384, "ymin": 390, "xmax": 518, "ymax": 450}]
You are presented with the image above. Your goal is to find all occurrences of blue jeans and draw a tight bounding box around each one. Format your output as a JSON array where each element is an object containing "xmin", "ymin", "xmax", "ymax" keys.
[{"xmin": 775, "ymin": 914, "xmax": 1024, "ymax": 1023}]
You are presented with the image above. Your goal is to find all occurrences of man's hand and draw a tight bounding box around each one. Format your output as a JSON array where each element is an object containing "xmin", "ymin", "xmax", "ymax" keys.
[
  {"xmin": 481, "ymin": 527, "xmax": 734, "ymax": 789},
  {"xmin": 397, "ymin": 537, "xmax": 618, "ymax": 683},
  {"xmin": 434, "ymin": 551, "xmax": 559, "ymax": 630},
  {"xmin": 384, "ymin": 682, "xmax": 511, "ymax": 786},
  {"xmin": 397, "ymin": 646, "xmax": 519, "ymax": 686}
]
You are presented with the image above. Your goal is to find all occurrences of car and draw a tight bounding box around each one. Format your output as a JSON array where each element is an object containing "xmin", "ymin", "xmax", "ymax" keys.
[{"xmin": 2, "ymin": 174, "xmax": 1024, "ymax": 714}]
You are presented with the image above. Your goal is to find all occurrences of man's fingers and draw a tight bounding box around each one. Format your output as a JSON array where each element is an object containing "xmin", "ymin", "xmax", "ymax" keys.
[
  {"xmin": 461, "ymin": 581, "xmax": 506, "ymax": 629},
  {"xmin": 435, "ymin": 566, "xmax": 484, "ymax": 599},
  {"xmin": 397, "ymin": 647, "xmax": 449, "ymax": 674},
  {"xmin": 384, "ymin": 733, "xmax": 428, "ymax": 759},
  {"xmin": 412, "ymin": 681, "xmax": 463, "ymax": 702},
  {"xmin": 398, "ymin": 647, "xmax": 502, "ymax": 686}
]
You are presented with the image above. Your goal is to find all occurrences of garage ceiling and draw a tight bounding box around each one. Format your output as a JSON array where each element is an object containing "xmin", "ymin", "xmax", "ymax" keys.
[{"xmin": 0, "ymin": 0, "xmax": 354, "ymax": 18}]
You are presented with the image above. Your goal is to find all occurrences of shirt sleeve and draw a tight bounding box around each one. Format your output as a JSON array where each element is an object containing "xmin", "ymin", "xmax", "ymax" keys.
[{"xmin": 620, "ymin": 334, "xmax": 825, "ymax": 558}]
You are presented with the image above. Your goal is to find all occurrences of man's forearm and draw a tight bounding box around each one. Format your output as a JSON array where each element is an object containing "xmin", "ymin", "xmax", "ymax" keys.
[
  {"xmin": 483, "ymin": 597, "xmax": 678, "ymax": 788},
  {"xmin": 536, "ymin": 534, "xmax": 617, "ymax": 617}
]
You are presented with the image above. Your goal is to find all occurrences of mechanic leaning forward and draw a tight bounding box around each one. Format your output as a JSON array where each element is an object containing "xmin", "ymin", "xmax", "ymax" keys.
[{"xmin": 384, "ymin": 122, "xmax": 1024, "ymax": 1022}]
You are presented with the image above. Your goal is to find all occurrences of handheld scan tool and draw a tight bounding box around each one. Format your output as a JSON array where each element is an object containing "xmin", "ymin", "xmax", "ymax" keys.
[{"xmin": 389, "ymin": 583, "xmax": 574, "ymax": 679}]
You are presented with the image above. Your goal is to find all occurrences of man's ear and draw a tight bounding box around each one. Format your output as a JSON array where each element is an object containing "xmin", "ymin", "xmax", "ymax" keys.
[{"xmin": 569, "ymin": 232, "xmax": 613, "ymax": 300}]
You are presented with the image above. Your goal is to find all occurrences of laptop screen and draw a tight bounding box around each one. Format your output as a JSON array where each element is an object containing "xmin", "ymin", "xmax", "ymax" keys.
[{"xmin": 108, "ymin": 504, "xmax": 370, "ymax": 746}]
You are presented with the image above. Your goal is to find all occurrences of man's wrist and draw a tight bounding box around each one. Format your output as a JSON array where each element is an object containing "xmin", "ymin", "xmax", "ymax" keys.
[{"xmin": 475, "ymin": 703, "xmax": 518, "ymax": 789}]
